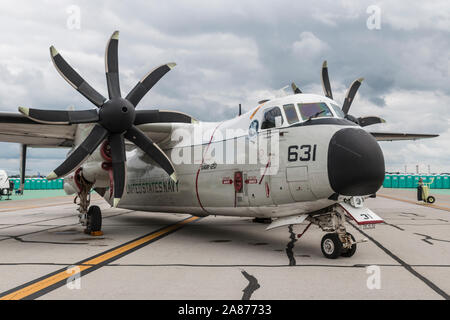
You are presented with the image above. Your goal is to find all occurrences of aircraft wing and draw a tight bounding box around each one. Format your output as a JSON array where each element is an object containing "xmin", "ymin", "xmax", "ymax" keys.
[
  {"xmin": 0, "ymin": 112, "xmax": 186, "ymax": 148},
  {"xmin": 369, "ymin": 132, "xmax": 439, "ymax": 141},
  {"xmin": 0, "ymin": 112, "xmax": 75, "ymax": 147}
]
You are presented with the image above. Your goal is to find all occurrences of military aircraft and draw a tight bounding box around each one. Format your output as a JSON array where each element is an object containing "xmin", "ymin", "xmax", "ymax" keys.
[{"xmin": 0, "ymin": 31, "xmax": 438, "ymax": 259}]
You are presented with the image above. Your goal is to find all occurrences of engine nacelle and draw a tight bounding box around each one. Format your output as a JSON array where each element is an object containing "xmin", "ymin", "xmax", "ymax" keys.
[
  {"xmin": 63, "ymin": 124, "xmax": 113, "ymax": 192},
  {"xmin": 63, "ymin": 173, "xmax": 78, "ymax": 195}
]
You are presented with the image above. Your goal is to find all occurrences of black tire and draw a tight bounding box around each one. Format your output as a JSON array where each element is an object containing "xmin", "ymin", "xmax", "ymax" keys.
[
  {"xmin": 341, "ymin": 233, "xmax": 357, "ymax": 257},
  {"xmin": 86, "ymin": 205, "xmax": 102, "ymax": 233},
  {"xmin": 321, "ymin": 233, "xmax": 342, "ymax": 259},
  {"xmin": 427, "ymin": 196, "xmax": 435, "ymax": 204}
]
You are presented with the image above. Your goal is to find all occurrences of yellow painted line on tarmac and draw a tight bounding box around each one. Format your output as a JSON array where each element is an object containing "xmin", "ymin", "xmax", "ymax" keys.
[
  {"xmin": 378, "ymin": 194, "xmax": 450, "ymax": 212},
  {"xmin": 0, "ymin": 216, "xmax": 200, "ymax": 300}
]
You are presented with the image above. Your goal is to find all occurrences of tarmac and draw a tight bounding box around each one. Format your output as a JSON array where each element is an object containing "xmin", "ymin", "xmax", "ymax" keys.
[{"xmin": 0, "ymin": 188, "xmax": 449, "ymax": 300}]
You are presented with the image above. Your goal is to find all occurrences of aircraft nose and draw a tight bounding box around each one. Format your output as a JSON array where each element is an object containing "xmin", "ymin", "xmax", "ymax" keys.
[{"xmin": 327, "ymin": 128, "xmax": 385, "ymax": 196}]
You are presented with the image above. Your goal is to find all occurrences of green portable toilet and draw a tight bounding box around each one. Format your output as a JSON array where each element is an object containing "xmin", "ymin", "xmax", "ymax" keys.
[
  {"xmin": 399, "ymin": 175, "xmax": 406, "ymax": 188},
  {"xmin": 391, "ymin": 175, "xmax": 399, "ymax": 188},
  {"xmin": 24, "ymin": 179, "xmax": 30, "ymax": 190},
  {"xmin": 57, "ymin": 179, "xmax": 64, "ymax": 189},
  {"xmin": 426, "ymin": 175, "xmax": 434, "ymax": 189},
  {"xmin": 383, "ymin": 174, "xmax": 392, "ymax": 188},
  {"xmin": 36, "ymin": 179, "xmax": 42, "ymax": 190},
  {"xmin": 30, "ymin": 179, "xmax": 36, "ymax": 190},
  {"xmin": 44, "ymin": 179, "xmax": 49, "ymax": 189},
  {"xmin": 40, "ymin": 179, "xmax": 45, "ymax": 190},
  {"xmin": 406, "ymin": 174, "xmax": 413, "ymax": 188},
  {"xmin": 420, "ymin": 175, "xmax": 427, "ymax": 183},
  {"xmin": 434, "ymin": 175, "xmax": 442, "ymax": 189},
  {"xmin": 413, "ymin": 175, "xmax": 420, "ymax": 187},
  {"xmin": 443, "ymin": 175, "xmax": 450, "ymax": 189},
  {"xmin": 50, "ymin": 179, "xmax": 56, "ymax": 189}
]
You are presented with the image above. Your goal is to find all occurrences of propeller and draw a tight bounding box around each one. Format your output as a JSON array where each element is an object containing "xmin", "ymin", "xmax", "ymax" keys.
[
  {"xmin": 291, "ymin": 82, "xmax": 302, "ymax": 94},
  {"xmin": 19, "ymin": 31, "xmax": 195, "ymax": 207},
  {"xmin": 321, "ymin": 60, "xmax": 333, "ymax": 99},
  {"xmin": 320, "ymin": 60, "xmax": 385, "ymax": 127}
]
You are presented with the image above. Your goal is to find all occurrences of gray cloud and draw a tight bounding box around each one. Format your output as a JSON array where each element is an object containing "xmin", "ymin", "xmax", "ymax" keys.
[{"xmin": 0, "ymin": 0, "xmax": 449, "ymax": 174}]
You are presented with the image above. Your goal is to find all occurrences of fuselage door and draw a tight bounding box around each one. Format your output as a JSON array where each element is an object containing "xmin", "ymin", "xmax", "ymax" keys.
[
  {"xmin": 246, "ymin": 169, "xmax": 273, "ymax": 206},
  {"xmin": 286, "ymin": 166, "xmax": 314, "ymax": 201}
]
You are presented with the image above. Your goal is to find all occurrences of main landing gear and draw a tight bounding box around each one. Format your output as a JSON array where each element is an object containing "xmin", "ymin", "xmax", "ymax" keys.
[
  {"xmin": 308, "ymin": 207, "xmax": 357, "ymax": 259},
  {"xmin": 74, "ymin": 171, "xmax": 103, "ymax": 236}
]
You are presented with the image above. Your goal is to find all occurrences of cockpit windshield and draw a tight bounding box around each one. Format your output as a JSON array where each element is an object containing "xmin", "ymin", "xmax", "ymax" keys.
[{"xmin": 297, "ymin": 102, "xmax": 333, "ymax": 121}]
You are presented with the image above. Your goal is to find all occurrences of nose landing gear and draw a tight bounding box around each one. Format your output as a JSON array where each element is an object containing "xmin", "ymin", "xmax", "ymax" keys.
[
  {"xmin": 308, "ymin": 207, "xmax": 358, "ymax": 259},
  {"xmin": 320, "ymin": 232, "xmax": 357, "ymax": 259},
  {"xmin": 321, "ymin": 233, "xmax": 342, "ymax": 259}
]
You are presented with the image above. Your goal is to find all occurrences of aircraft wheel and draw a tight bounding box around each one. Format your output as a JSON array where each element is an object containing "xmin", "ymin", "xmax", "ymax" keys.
[
  {"xmin": 341, "ymin": 233, "xmax": 357, "ymax": 257},
  {"xmin": 321, "ymin": 233, "xmax": 342, "ymax": 259},
  {"xmin": 86, "ymin": 205, "xmax": 102, "ymax": 233},
  {"xmin": 427, "ymin": 196, "xmax": 436, "ymax": 204}
]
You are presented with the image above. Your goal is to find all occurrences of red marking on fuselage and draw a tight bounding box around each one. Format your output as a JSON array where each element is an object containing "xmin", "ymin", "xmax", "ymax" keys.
[
  {"xmin": 297, "ymin": 222, "xmax": 312, "ymax": 239},
  {"xmin": 222, "ymin": 178, "xmax": 233, "ymax": 184},
  {"xmin": 74, "ymin": 168, "xmax": 82, "ymax": 193},
  {"xmin": 258, "ymin": 160, "xmax": 271, "ymax": 185}
]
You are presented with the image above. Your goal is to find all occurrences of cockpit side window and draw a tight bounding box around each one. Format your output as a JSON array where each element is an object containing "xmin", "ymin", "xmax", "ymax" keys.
[
  {"xmin": 283, "ymin": 104, "xmax": 299, "ymax": 124},
  {"xmin": 261, "ymin": 107, "xmax": 284, "ymax": 129},
  {"xmin": 330, "ymin": 103, "xmax": 345, "ymax": 118},
  {"xmin": 297, "ymin": 102, "xmax": 333, "ymax": 121}
]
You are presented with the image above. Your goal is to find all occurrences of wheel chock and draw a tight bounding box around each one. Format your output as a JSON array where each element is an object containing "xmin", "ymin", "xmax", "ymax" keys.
[{"xmin": 90, "ymin": 231, "xmax": 104, "ymax": 236}]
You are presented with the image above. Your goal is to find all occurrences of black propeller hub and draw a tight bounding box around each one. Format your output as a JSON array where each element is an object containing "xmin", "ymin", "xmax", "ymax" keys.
[{"xmin": 99, "ymin": 98, "xmax": 135, "ymax": 133}]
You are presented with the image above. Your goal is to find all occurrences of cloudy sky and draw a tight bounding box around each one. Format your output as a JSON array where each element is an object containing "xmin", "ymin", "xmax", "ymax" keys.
[{"xmin": 0, "ymin": 0, "xmax": 449, "ymax": 175}]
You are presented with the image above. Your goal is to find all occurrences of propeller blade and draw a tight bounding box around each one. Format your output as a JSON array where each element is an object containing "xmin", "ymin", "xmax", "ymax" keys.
[
  {"xmin": 134, "ymin": 110, "xmax": 196, "ymax": 125},
  {"xmin": 358, "ymin": 116, "xmax": 386, "ymax": 127},
  {"xmin": 50, "ymin": 46, "xmax": 106, "ymax": 108},
  {"xmin": 109, "ymin": 133, "xmax": 126, "ymax": 207},
  {"xmin": 124, "ymin": 126, "xmax": 177, "ymax": 182},
  {"xmin": 47, "ymin": 124, "xmax": 108, "ymax": 180},
  {"xmin": 105, "ymin": 31, "xmax": 121, "ymax": 99},
  {"xmin": 18, "ymin": 107, "xmax": 98, "ymax": 125},
  {"xmin": 126, "ymin": 63, "xmax": 176, "ymax": 107},
  {"xmin": 321, "ymin": 60, "xmax": 333, "ymax": 99},
  {"xmin": 342, "ymin": 78, "xmax": 364, "ymax": 115},
  {"xmin": 291, "ymin": 82, "xmax": 302, "ymax": 94}
]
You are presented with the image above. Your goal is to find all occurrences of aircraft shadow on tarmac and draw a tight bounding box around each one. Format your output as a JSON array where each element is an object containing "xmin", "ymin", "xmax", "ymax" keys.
[{"xmin": 94, "ymin": 212, "xmax": 320, "ymax": 260}]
